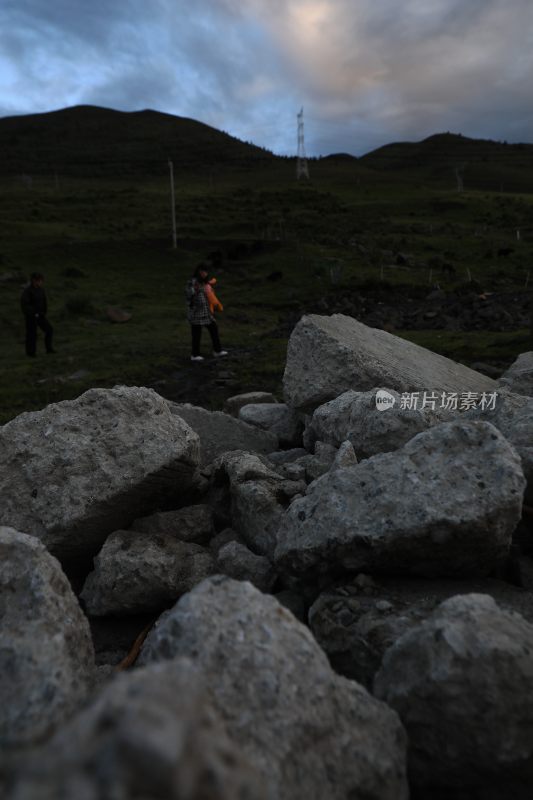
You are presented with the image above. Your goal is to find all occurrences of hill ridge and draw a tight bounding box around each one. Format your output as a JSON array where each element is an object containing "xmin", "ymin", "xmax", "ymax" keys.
[{"xmin": 0, "ymin": 104, "xmax": 276, "ymax": 177}]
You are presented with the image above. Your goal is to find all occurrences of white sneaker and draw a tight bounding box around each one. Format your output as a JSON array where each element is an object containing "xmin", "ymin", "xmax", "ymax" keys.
[
  {"xmin": 213, "ymin": 350, "xmax": 228, "ymax": 357},
  {"xmin": 190, "ymin": 355, "xmax": 204, "ymax": 362}
]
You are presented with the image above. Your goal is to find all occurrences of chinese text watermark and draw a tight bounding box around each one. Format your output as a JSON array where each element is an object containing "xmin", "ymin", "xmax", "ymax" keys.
[{"xmin": 375, "ymin": 389, "xmax": 498, "ymax": 412}]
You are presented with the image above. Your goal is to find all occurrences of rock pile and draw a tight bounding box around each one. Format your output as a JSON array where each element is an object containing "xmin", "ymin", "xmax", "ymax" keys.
[{"xmin": 1, "ymin": 317, "xmax": 532, "ymax": 799}]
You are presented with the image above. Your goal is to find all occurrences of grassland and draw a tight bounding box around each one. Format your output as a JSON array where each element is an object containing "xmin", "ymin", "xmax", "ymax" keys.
[{"xmin": 1, "ymin": 108, "xmax": 532, "ymax": 423}]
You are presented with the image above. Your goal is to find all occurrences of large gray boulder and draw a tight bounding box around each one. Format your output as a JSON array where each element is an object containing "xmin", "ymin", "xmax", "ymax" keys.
[
  {"xmin": 309, "ymin": 574, "xmax": 533, "ymax": 689},
  {"xmin": 0, "ymin": 387, "xmax": 200, "ymax": 563},
  {"xmin": 498, "ymin": 351, "xmax": 533, "ymax": 397},
  {"xmin": 131, "ymin": 504, "xmax": 214, "ymax": 545},
  {"xmin": 139, "ymin": 576, "xmax": 408, "ymax": 800},
  {"xmin": 304, "ymin": 387, "xmax": 453, "ymax": 458},
  {"xmin": 374, "ymin": 594, "xmax": 533, "ymax": 799},
  {"xmin": 463, "ymin": 388, "xmax": 533, "ymax": 503},
  {"xmin": 284, "ymin": 314, "xmax": 496, "ymax": 412},
  {"xmin": 169, "ymin": 401, "xmax": 278, "ymax": 466},
  {"xmin": 6, "ymin": 659, "xmax": 266, "ymax": 800},
  {"xmin": 0, "ymin": 527, "xmax": 95, "ymax": 750},
  {"xmin": 238, "ymin": 403, "xmax": 303, "ymax": 447},
  {"xmin": 81, "ymin": 529, "xmax": 215, "ymax": 615},
  {"xmin": 275, "ymin": 420, "xmax": 526, "ymax": 578}
]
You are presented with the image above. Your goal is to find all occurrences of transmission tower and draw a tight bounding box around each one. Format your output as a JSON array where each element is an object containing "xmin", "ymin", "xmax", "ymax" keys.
[{"xmin": 296, "ymin": 107, "xmax": 309, "ymax": 180}]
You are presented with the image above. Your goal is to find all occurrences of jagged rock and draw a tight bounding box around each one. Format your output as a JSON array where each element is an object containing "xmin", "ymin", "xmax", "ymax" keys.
[
  {"xmin": 275, "ymin": 420, "xmax": 526, "ymax": 578},
  {"xmin": 0, "ymin": 527, "xmax": 95, "ymax": 750},
  {"xmin": 131, "ymin": 504, "xmax": 214, "ymax": 545},
  {"xmin": 464, "ymin": 388, "xmax": 533, "ymax": 502},
  {"xmin": 0, "ymin": 387, "xmax": 200, "ymax": 563},
  {"xmin": 273, "ymin": 444, "xmax": 342, "ymax": 485},
  {"xmin": 303, "ymin": 387, "xmax": 453, "ymax": 458},
  {"xmin": 80, "ymin": 529, "xmax": 214, "ymax": 615},
  {"xmin": 6, "ymin": 659, "xmax": 266, "ymax": 800},
  {"xmin": 266, "ymin": 448, "xmax": 308, "ymax": 465},
  {"xmin": 216, "ymin": 541, "xmax": 277, "ymax": 592},
  {"xmin": 309, "ymin": 575, "xmax": 533, "ymax": 688},
  {"xmin": 209, "ymin": 527, "xmax": 243, "ymax": 554},
  {"xmin": 209, "ymin": 451, "xmax": 305, "ymax": 558},
  {"xmin": 297, "ymin": 441, "xmax": 338, "ymax": 482},
  {"xmin": 224, "ymin": 391, "xmax": 278, "ymax": 416},
  {"xmin": 277, "ymin": 460, "xmax": 308, "ymax": 482},
  {"xmin": 283, "ymin": 314, "xmax": 496, "ymax": 412},
  {"xmin": 498, "ymin": 352, "xmax": 533, "ymax": 397},
  {"xmin": 238, "ymin": 403, "xmax": 303, "ymax": 447},
  {"xmin": 168, "ymin": 401, "xmax": 278, "ymax": 466},
  {"xmin": 374, "ymin": 594, "xmax": 533, "ymax": 799},
  {"xmin": 331, "ymin": 440, "xmax": 358, "ymax": 469},
  {"xmin": 139, "ymin": 576, "xmax": 408, "ymax": 800}
]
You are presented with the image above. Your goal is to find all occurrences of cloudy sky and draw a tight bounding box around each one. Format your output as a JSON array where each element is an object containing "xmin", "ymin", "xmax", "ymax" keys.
[{"xmin": 1, "ymin": 0, "xmax": 532, "ymax": 156}]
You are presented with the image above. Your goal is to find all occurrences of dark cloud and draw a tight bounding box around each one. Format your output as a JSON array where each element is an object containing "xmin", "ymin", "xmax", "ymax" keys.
[{"xmin": 0, "ymin": 0, "xmax": 532, "ymax": 155}]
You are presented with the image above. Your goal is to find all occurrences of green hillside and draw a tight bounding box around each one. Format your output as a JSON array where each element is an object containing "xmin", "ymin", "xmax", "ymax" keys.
[
  {"xmin": 361, "ymin": 133, "xmax": 533, "ymax": 193},
  {"xmin": 0, "ymin": 105, "xmax": 275, "ymax": 177},
  {"xmin": 0, "ymin": 106, "xmax": 531, "ymax": 423}
]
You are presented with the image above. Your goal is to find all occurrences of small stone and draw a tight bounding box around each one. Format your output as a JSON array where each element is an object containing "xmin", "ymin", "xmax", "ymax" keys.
[
  {"xmin": 216, "ymin": 541, "xmax": 277, "ymax": 592},
  {"xmin": 239, "ymin": 403, "xmax": 303, "ymax": 447},
  {"xmin": 224, "ymin": 391, "xmax": 278, "ymax": 416}
]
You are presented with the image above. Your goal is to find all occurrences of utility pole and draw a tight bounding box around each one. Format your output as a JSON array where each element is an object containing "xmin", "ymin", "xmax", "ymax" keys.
[
  {"xmin": 168, "ymin": 158, "xmax": 177, "ymax": 248},
  {"xmin": 296, "ymin": 108, "xmax": 309, "ymax": 180},
  {"xmin": 454, "ymin": 163, "xmax": 465, "ymax": 193}
]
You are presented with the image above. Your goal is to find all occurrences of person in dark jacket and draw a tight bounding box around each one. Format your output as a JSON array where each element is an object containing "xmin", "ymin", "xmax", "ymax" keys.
[
  {"xmin": 185, "ymin": 265, "xmax": 227, "ymax": 362},
  {"xmin": 20, "ymin": 272, "xmax": 55, "ymax": 357}
]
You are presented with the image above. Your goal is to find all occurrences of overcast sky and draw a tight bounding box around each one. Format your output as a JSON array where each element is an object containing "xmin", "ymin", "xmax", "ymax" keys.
[{"xmin": 1, "ymin": 0, "xmax": 532, "ymax": 156}]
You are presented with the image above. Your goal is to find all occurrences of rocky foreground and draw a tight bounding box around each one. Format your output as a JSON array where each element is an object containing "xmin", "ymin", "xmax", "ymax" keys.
[{"xmin": 1, "ymin": 314, "xmax": 533, "ymax": 799}]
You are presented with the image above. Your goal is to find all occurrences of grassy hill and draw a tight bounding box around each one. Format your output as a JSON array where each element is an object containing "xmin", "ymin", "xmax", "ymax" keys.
[
  {"xmin": 0, "ymin": 106, "xmax": 531, "ymax": 423},
  {"xmin": 361, "ymin": 133, "xmax": 533, "ymax": 193},
  {"xmin": 0, "ymin": 105, "xmax": 275, "ymax": 177}
]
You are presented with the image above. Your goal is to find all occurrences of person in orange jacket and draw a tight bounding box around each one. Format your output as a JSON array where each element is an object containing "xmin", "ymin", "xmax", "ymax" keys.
[
  {"xmin": 204, "ymin": 277, "xmax": 223, "ymax": 314},
  {"xmin": 185, "ymin": 265, "xmax": 227, "ymax": 361}
]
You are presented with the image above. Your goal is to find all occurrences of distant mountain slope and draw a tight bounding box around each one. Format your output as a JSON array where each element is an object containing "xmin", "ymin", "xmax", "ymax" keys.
[
  {"xmin": 0, "ymin": 105, "xmax": 276, "ymax": 177},
  {"xmin": 360, "ymin": 132, "xmax": 533, "ymax": 192},
  {"xmin": 361, "ymin": 132, "xmax": 533, "ymax": 170}
]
